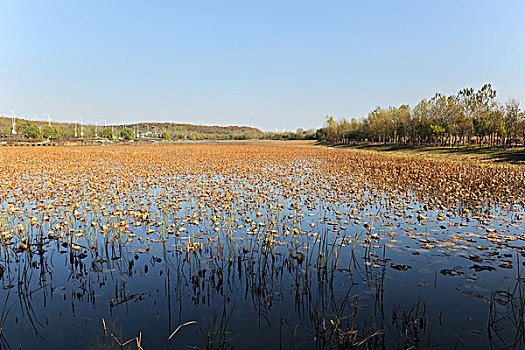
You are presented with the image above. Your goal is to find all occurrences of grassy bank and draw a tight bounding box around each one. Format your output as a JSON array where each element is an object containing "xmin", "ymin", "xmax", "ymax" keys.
[{"xmin": 317, "ymin": 141, "xmax": 525, "ymax": 166}]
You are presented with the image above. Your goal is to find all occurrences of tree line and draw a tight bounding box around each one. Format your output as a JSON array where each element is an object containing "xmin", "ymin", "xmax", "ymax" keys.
[
  {"xmin": 0, "ymin": 118, "xmax": 315, "ymax": 141},
  {"xmin": 316, "ymin": 84, "xmax": 525, "ymax": 147},
  {"xmin": 0, "ymin": 120, "xmax": 264, "ymax": 141}
]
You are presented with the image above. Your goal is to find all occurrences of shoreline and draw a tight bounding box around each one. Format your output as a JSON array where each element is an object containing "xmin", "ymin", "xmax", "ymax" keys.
[
  {"xmin": 0, "ymin": 138, "xmax": 315, "ymax": 147},
  {"xmin": 315, "ymin": 142, "xmax": 525, "ymax": 166}
]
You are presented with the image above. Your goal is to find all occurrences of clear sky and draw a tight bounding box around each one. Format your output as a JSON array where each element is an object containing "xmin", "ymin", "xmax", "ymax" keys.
[{"xmin": 1, "ymin": 1, "xmax": 524, "ymax": 131}]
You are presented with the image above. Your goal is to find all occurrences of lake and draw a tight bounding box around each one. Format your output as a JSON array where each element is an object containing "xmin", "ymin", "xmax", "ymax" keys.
[{"xmin": 0, "ymin": 143, "xmax": 524, "ymax": 349}]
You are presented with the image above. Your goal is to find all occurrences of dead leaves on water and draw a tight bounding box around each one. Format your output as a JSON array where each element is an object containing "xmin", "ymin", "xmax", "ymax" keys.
[{"xmin": 0, "ymin": 144, "xmax": 523, "ymax": 280}]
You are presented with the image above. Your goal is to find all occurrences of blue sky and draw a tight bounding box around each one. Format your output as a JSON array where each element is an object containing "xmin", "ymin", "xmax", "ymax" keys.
[{"xmin": 1, "ymin": 1, "xmax": 524, "ymax": 131}]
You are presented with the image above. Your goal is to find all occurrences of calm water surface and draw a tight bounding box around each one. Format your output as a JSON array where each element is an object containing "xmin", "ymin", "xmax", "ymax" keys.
[{"xmin": 0, "ymin": 144, "xmax": 524, "ymax": 349}]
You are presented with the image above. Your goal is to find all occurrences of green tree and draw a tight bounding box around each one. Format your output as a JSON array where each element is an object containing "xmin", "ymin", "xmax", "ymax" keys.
[
  {"xmin": 120, "ymin": 127, "xmax": 134, "ymax": 140},
  {"xmin": 504, "ymin": 100, "xmax": 521, "ymax": 147},
  {"xmin": 324, "ymin": 116, "xmax": 338, "ymax": 141},
  {"xmin": 102, "ymin": 127, "xmax": 113, "ymax": 139},
  {"xmin": 471, "ymin": 84, "xmax": 497, "ymax": 146},
  {"xmin": 23, "ymin": 123, "xmax": 43, "ymax": 139},
  {"xmin": 42, "ymin": 125, "xmax": 59, "ymax": 139},
  {"xmin": 392, "ymin": 105, "xmax": 411, "ymax": 144}
]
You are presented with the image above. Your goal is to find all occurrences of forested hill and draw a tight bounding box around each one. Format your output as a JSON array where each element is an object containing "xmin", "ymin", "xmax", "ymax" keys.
[{"xmin": 0, "ymin": 118, "xmax": 264, "ymax": 140}]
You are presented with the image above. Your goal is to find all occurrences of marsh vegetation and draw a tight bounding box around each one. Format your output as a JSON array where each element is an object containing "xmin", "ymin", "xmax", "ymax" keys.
[{"xmin": 0, "ymin": 143, "xmax": 524, "ymax": 349}]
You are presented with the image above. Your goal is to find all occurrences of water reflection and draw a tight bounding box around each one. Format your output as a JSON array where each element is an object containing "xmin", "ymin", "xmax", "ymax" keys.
[{"xmin": 0, "ymin": 144, "xmax": 523, "ymax": 349}]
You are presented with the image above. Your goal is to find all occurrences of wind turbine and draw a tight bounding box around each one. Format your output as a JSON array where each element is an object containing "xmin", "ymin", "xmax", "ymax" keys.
[
  {"xmin": 80, "ymin": 117, "xmax": 84, "ymax": 138},
  {"xmin": 10, "ymin": 111, "xmax": 16, "ymax": 135}
]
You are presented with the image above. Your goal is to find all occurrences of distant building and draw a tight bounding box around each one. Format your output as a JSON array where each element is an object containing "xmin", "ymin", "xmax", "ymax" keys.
[{"xmin": 143, "ymin": 131, "xmax": 162, "ymax": 138}]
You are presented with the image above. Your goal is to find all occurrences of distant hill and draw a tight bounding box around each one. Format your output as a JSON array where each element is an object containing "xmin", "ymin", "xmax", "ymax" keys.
[
  {"xmin": 0, "ymin": 116, "xmax": 318, "ymax": 141},
  {"xmin": 128, "ymin": 122, "xmax": 262, "ymax": 138},
  {"xmin": 0, "ymin": 116, "xmax": 264, "ymax": 140}
]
